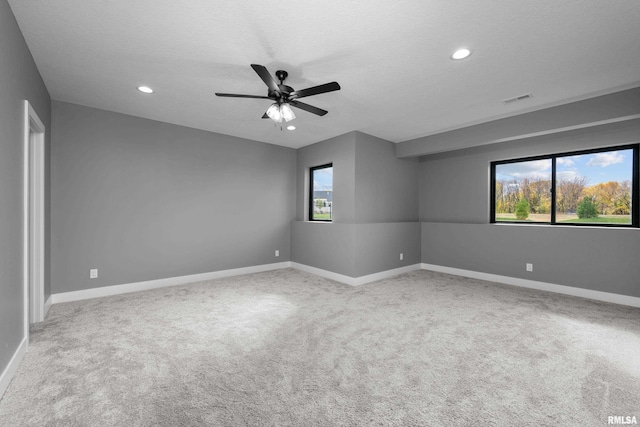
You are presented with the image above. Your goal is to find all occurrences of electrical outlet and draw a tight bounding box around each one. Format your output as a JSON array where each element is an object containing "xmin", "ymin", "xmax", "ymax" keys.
[
  {"xmin": 400, "ymin": 253, "xmax": 404, "ymax": 261},
  {"xmin": 526, "ymin": 263, "xmax": 533, "ymax": 272},
  {"xmin": 275, "ymin": 250, "xmax": 279, "ymax": 257},
  {"xmin": 90, "ymin": 268, "xmax": 98, "ymax": 279}
]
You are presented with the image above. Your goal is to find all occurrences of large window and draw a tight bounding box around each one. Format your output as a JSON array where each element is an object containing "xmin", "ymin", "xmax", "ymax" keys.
[
  {"xmin": 309, "ymin": 163, "xmax": 333, "ymax": 221},
  {"xmin": 491, "ymin": 145, "xmax": 638, "ymax": 227}
]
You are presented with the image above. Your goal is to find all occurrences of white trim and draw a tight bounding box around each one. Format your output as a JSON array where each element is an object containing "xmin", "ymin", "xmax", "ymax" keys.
[
  {"xmin": 44, "ymin": 295, "xmax": 52, "ymax": 318},
  {"xmin": 350, "ymin": 264, "xmax": 422, "ymax": 286},
  {"xmin": 291, "ymin": 262, "xmax": 421, "ymax": 286},
  {"xmin": 50, "ymin": 260, "xmax": 639, "ymax": 308},
  {"xmin": 421, "ymin": 263, "xmax": 640, "ymax": 308},
  {"xmin": 22, "ymin": 103, "xmax": 29, "ymax": 343},
  {"xmin": 0, "ymin": 338, "xmax": 27, "ymax": 400},
  {"xmin": 50, "ymin": 262, "xmax": 425, "ymax": 304},
  {"xmin": 23, "ymin": 101, "xmax": 46, "ymax": 346},
  {"xmin": 291, "ymin": 263, "xmax": 356, "ymax": 285},
  {"xmin": 29, "ymin": 128, "xmax": 45, "ymax": 323},
  {"xmin": 51, "ymin": 262, "xmax": 292, "ymax": 304}
]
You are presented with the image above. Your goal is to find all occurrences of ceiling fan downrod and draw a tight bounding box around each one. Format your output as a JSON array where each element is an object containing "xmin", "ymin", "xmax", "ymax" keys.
[{"xmin": 275, "ymin": 70, "xmax": 288, "ymax": 84}]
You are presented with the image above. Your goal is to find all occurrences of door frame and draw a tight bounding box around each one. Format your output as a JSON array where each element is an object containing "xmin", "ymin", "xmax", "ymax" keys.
[{"xmin": 22, "ymin": 100, "xmax": 46, "ymax": 342}]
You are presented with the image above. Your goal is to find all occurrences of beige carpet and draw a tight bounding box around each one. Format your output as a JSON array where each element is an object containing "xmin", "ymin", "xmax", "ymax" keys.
[{"xmin": 1, "ymin": 268, "xmax": 639, "ymax": 426}]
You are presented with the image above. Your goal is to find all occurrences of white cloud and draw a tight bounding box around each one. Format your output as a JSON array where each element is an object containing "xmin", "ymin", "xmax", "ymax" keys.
[
  {"xmin": 586, "ymin": 151, "xmax": 624, "ymax": 167},
  {"xmin": 511, "ymin": 171, "xmax": 550, "ymax": 180},
  {"xmin": 496, "ymin": 159, "xmax": 551, "ymax": 180},
  {"xmin": 557, "ymin": 157, "xmax": 574, "ymax": 166},
  {"xmin": 557, "ymin": 170, "xmax": 579, "ymax": 181}
]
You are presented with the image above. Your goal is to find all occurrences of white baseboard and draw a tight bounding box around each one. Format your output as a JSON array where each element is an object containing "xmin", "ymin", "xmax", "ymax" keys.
[
  {"xmin": 291, "ymin": 262, "xmax": 421, "ymax": 286},
  {"xmin": 290, "ymin": 263, "xmax": 355, "ymax": 285},
  {"xmin": 350, "ymin": 264, "xmax": 422, "ymax": 286},
  {"xmin": 48, "ymin": 261, "xmax": 639, "ymax": 308},
  {"xmin": 51, "ymin": 262, "xmax": 292, "ymax": 304},
  {"xmin": 0, "ymin": 337, "xmax": 27, "ymax": 400},
  {"xmin": 50, "ymin": 262, "xmax": 424, "ymax": 306},
  {"xmin": 421, "ymin": 263, "xmax": 640, "ymax": 308}
]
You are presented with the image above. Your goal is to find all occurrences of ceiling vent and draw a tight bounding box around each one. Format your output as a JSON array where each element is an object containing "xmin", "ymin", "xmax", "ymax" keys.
[{"xmin": 502, "ymin": 93, "xmax": 533, "ymax": 104}]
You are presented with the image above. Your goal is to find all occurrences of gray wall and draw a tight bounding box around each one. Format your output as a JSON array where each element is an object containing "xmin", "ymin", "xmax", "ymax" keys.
[
  {"xmin": 355, "ymin": 132, "xmax": 418, "ymax": 223},
  {"xmin": 292, "ymin": 131, "xmax": 420, "ymax": 277},
  {"xmin": 51, "ymin": 101, "xmax": 296, "ymax": 293},
  {"xmin": 353, "ymin": 222, "xmax": 420, "ymax": 277},
  {"xmin": 291, "ymin": 222, "xmax": 355, "ymax": 275},
  {"xmin": 422, "ymin": 222, "xmax": 640, "ymax": 297},
  {"xmin": 0, "ymin": 0, "xmax": 51, "ymax": 379},
  {"xmin": 291, "ymin": 222, "xmax": 421, "ymax": 278},
  {"xmin": 418, "ymin": 115, "xmax": 640, "ymax": 297}
]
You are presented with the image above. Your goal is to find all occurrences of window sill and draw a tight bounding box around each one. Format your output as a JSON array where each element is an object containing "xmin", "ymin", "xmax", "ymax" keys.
[{"xmin": 491, "ymin": 222, "xmax": 638, "ymax": 230}]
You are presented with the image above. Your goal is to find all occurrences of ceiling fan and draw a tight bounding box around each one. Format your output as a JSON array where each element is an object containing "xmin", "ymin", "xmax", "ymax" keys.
[{"xmin": 216, "ymin": 64, "xmax": 341, "ymax": 123}]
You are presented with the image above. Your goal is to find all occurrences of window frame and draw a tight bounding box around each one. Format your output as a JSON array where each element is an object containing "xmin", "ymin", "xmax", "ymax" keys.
[
  {"xmin": 309, "ymin": 163, "xmax": 333, "ymax": 222},
  {"xmin": 490, "ymin": 144, "xmax": 639, "ymax": 227}
]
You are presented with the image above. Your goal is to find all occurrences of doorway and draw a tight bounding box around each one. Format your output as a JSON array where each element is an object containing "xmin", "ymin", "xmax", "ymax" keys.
[{"xmin": 23, "ymin": 101, "xmax": 45, "ymax": 342}]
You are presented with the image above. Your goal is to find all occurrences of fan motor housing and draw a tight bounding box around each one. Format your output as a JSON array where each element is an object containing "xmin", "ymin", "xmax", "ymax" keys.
[
  {"xmin": 279, "ymin": 85, "xmax": 293, "ymax": 96},
  {"xmin": 268, "ymin": 85, "xmax": 293, "ymax": 100}
]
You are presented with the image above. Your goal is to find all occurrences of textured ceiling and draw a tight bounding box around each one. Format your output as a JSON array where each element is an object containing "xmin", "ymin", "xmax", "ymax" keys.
[{"xmin": 8, "ymin": 0, "xmax": 640, "ymax": 149}]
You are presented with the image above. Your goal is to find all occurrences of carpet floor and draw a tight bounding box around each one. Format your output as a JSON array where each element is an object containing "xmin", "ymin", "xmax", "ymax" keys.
[{"xmin": 1, "ymin": 268, "xmax": 639, "ymax": 426}]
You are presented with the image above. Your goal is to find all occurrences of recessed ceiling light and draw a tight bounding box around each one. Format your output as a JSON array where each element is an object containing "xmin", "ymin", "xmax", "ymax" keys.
[
  {"xmin": 137, "ymin": 86, "xmax": 154, "ymax": 94},
  {"xmin": 287, "ymin": 125, "xmax": 296, "ymax": 130},
  {"xmin": 451, "ymin": 48, "xmax": 472, "ymax": 60}
]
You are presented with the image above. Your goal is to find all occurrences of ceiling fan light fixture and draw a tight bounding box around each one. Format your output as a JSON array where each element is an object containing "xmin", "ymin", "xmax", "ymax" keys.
[
  {"xmin": 280, "ymin": 103, "xmax": 296, "ymax": 122},
  {"xmin": 266, "ymin": 103, "xmax": 283, "ymax": 123},
  {"xmin": 451, "ymin": 48, "xmax": 472, "ymax": 60},
  {"xmin": 217, "ymin": 65, "xmax": 340, "ymax": 122}
]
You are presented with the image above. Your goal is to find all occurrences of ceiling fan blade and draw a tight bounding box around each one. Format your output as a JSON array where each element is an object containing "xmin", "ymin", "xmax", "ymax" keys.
[
  {"xmin": 290, "ymin": 82, "xmax": 340, "ymax": 99},
  {"xmin": 262, "ymin": 112, "xmax": 269, "ymax": 119},
  {"xmin": 215, "ymin": 93, "xmax": 271, "ymax": 99},
  {"xmin": 251, "ymin": 64, "xmax": 280, "ymax": 94},
  {"xmin": 289, "ymin": 100, "xmax": 328, "ymax": 116}
]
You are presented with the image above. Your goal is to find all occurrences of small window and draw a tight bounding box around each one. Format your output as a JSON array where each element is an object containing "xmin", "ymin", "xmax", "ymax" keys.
[
  {"xmin": 491, "ymin": 145, "xmax": 638, "ymax": 227},
  {"xmin": 309, "ymin": 164, "xmax": 333, "ymax": 221}
]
